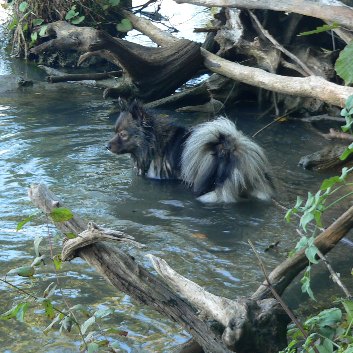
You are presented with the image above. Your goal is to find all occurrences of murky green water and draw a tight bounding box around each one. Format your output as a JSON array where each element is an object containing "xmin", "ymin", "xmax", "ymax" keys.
[{"xmin": 1, "ymin": 19, "xmax": 352, "ymax": 353}]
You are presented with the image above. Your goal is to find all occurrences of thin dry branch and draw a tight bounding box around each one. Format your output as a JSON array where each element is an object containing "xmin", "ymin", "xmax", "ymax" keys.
[
  {"xmin": 252, "ymin": 204, "xmax": 353, "ymax": 299},
  {"xmin": 248, "ymin": 10, "xmax": 314, "ymax": 76}
]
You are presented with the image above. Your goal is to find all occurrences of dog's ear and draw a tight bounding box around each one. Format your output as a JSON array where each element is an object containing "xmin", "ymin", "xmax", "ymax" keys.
[
  {"xmin": 129, "ymin": 99, "xmax": 150, "ymax": 126},
  {"xmin": 117, "ymin": 97, "xmax": 129, "ymax": 111}
]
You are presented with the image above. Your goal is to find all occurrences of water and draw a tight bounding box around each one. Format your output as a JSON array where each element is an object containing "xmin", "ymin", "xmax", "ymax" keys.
[{"xmin": 1, "ymin": 11, "xmax": 353, "ymax": 353}]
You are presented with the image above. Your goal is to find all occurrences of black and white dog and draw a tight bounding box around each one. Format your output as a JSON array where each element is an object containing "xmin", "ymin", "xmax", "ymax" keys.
[{"xmin": 106, "ymin": 100, "xmax": 275, "ymax": 203}]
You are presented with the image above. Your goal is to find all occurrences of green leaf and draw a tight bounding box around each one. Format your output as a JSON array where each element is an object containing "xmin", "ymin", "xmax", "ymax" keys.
[
  {"xmin": 317, "ymin": 338, "xmax": 334, "ymax": 353},
  {"xmin": 345, "ymin": 95, "xmax": 353, "ymax": 111},
  {"xmin": 298, "ymin": 23, "xmax": 339, "ymax": 36},
  {"xmin": 31, "ymin": 31, "xmax": 38, "ymax": 43},
  {"xmin": 65, "ymin": 232, "xmax": 77, "ymax": 239},
  {"xmin": 53, "ymin": 254, "xmax": 62, "ymax": 270},
  {"xmin": 19, "ymin": 1, "xmax": 28, "ymax": 12},
  {"xmin": 50, "ymin": 207, "xmax": 73, "ymax": 222},
  {"xmin": 87, "ymin": 342, "xmax": 100, "ymax": 353},
  {"xmin": 81, "ymin": 316, "xmax": 96, "ymax": 335},
  {"xmin": 300, "ymin": 212, "xmax": 314, "ymax": 232},
  {"xmin": 295, "ymin": 236, "xmax": 309, "ymax": 252},
  {"xmin": 0, "ymin": 302, "xmax": 29, "ymax": 321},
  {"xmin": 305, "ymin": 243, "xmax": 319, "ymax": 264},
  {"xmin": 43, "ymin": 282, "xmax": 57, "ymax": 298},
  {"xmin": 335, "ymin": 41, "xmax": 353, "ymax": 85},
  {"xmin": 340, "ymin": 142, "xmax": 353, "ymax": 161},
  {"xmin": 8, "ymin": 266, "xmax": 35, "ymax": 277},
  {"xmin": 42, "ymin": 299, "xmax": 55, "ymax": 320},
  {"xmin": 116, "ymin": 18, "xmax": 133, "ymax": 32},
  {"xmin": 43, "ymin": 313, "xmax": 61, "ymax": 333},
  {"xmin": 70, "ymin": 304, "xmax": 90, "ymax": 316},
  {"xmin": 301, "ymin": 267, "xmax": 315, "ymax": 300},
  {"xmin": 320, "ymin": 176, "xmax": 340, "ymax": 191},
  {"xmin": 285, "ymin": 209, "xmax": 293, "ymax": 223},
  {"xmin": 32, "ymin": 18, "xmax": 44, "ymax": 26},
  {"xmin": 8, "ymin": 17, "xmax": 19, "ymax": 31},
  {"xmin": 109, "ymin": 0, "xmax": 120, "ymax": 5},
  {"xmin": 61, "ymin": 315, "xmax": 73, "ymax": 332},
  {"xmin": 94, "ymin": 308, "xmax": 114, "ymax": 319},
  {"xmin": 16, "ymin": 214, "xmax": 35, "ymax": 231},
  {"xmin": 341, "ymin": 115, "xmax": 353, "ymax": 132},
  {"xmin": 71, "ymin": 16, "xmax": 85, "ymax": 25},
  {"xmin": 342, "ymin": 299, "xmax": 353, "ymax": 321},
  {"xmin": 39, "ymin": 25, "xmax": 47, "ymax": 37},
  {"xmin": 65, "ymin": 7, "xmax": 78, "ymax": 20},
  {"xmin": 31, "ymin": 255, "xmax": 45, "ymax": 267},
  {"xmin": 34, "ymin": 235, "xmax": 43, "ymax": 257}
]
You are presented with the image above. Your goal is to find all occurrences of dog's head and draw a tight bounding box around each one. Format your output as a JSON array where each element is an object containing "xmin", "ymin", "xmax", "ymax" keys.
[{"xmin": 106, "ymin": 99, "xmax": 151, "ymax": 155}]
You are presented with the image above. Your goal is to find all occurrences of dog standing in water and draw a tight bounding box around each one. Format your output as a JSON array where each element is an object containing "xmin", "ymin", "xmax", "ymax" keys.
[{"xmin": 106, "ymin": 100, "xmax": 275, "ymax": 203}]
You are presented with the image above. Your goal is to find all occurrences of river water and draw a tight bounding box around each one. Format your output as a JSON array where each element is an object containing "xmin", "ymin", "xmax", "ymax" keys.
[{"xmin": 0, "ymin": 8, "xmax": 352, "ymax": 353}]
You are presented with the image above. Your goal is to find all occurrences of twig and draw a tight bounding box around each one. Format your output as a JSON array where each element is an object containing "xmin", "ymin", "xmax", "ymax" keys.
[
  {"xmin": 296, "ymin": 229, "xmax": 352, "ymax": 299},
  {"xmin": 248, "ymin": 11, "xmax": 314, "ymax": 77},
  {"xmin": 252, "ymin": 112, "xmax": 294, "ymax": 138},
  {"xmin": 248, "ymin": 241, "xmax": 320, "ymax": 353}
]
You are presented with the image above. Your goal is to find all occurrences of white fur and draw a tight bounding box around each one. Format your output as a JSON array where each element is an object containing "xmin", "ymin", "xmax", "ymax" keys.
[{"xmin": 181, "ymin": 117, "xmax": 274, "ymax": 203}]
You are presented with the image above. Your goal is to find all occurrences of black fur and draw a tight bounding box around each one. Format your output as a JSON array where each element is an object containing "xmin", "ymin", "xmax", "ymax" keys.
[{"xmin": 107, "ymin": 100, "xmax": 275, "ymax": 203}]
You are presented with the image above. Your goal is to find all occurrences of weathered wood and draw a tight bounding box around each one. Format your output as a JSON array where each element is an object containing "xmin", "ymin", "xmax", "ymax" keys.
[
  {"xmin": 31, "ymin": 20, "xmax": 203, "ymax": 102},
  {"xmin": 200, "ymin": 48, "xmax": 353, "ymax": 108},
  {"xmin": 47, "ymin": 71, "xmax": 122, "ymax": 83},
  {"xmin": 252, "ymin": 204, "xmax": 353, "ymax": 300},
  {"xmin": 173, "ymin": 0, "xmax": 353, "ymax": 30},
  {"xmin": 123, "ymin": 10, "xmax": 353, "ymax": 109},
  {"xmin": 88, "ymin": 30, "xmax": 202, "ymax": 100},
  {"xmin": 28, "ymin": 184, "xmax": 234, "ymax": 353},
  {"xmin": 299, "ymin": 144, "xmax": 351, "ymax": 170},
  {"xmin": 28, "ymin": 184, "xmax": 289, "ymax": 353}
]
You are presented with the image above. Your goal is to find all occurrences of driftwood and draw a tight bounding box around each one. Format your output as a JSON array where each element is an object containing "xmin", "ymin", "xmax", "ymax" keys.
[
  {"xmin": 30, "ymin": 21, "xmax": 202, "ymax": 102},
  {"xmin": 28, "ymin": 183, "xmax": 353, "ymax": 353},
  {"xmin": 46, "ymin": 70, "xmax": 122, "ymax": 83},
  {"xmin": 29, "ymin": 4, "xmax": 353, "ymax": 110},
  {"xmin": 125, "ymin": 10, "xmax": 353, "ymax": 109},
  {"xmin": 173, "ymin": 0, "xmax": 353, "ymax": 30},
  {"xmin": 298, "ymin": 144, "xmax": 351, "ymax": 171}
]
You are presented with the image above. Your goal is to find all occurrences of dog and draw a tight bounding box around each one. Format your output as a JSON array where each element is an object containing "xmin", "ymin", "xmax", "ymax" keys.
[{"xmin": 106, "ymin": 99, "xmax": 275, "ymax": 203}]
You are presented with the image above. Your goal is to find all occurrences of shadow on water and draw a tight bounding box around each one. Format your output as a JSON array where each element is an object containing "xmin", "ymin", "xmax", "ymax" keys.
[{"xmin": 0, "ymin": 16, "xmax": 352, "ymax": 353}]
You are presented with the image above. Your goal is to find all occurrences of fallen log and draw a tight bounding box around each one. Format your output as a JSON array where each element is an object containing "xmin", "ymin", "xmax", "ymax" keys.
[
  {"xmin": 28, "ymin": 184, "xmax": 288, "ymax": 353},
  {"xmin": 125, "ymin": 10, "xmax": 353, "ymax": 109},
  {"xmin": 30, "ymin": 21, "xmax": 203, "ymax": 102},
  {"xmin": 46, "ymin": 70, "xmax": 122, "ymax": 83},
  {"xmin": 173, "ymin": 0, "xmax": 353, "ymax": 30},
  {"xmin": 28, "ymin": 183, "xmax": 353, "ymax": 352},
  {"xmin": 298, "ymin": 144, "xmax": 351, "ymax": 171}
]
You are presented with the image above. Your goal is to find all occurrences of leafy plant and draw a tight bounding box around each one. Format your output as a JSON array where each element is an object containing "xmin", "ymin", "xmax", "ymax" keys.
[
  {"xmin": 65, "ymin": 5, "xmax": 85, "ymax": 25},
  {"xmin": 335, "ymin": 42, "xmax": 353, "ymax": 85},
  {"xmin": 116, "ymin": 18, "xmax": 133, "ymax": 33},
  {"xmin": 283, "ymin": 95, "xmax": 353, "ymax": 352}
]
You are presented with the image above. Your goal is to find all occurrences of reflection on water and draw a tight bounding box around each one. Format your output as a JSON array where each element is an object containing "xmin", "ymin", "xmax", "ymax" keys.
[{"xmin": 0, "ymin": 8, "xmax": 353, "ymax": 353}]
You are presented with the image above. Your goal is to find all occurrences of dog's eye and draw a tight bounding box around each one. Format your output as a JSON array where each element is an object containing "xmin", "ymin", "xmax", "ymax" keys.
[{"xmin": 119, "ymin": 130, "xmax": 129, "ymax": 140}]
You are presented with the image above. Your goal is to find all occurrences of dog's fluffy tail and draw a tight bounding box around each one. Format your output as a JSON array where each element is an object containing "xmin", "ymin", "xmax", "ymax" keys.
[{"xmin": 181, "ymin": 117, "xmax": 275, "ymax": 203}]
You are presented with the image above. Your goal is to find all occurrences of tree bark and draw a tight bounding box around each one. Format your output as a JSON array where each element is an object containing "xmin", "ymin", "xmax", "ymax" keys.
[
  {"xmin": 200, "ymin": 48, "xmax": 353, "ymax": 108},
  {"xmin": 173, "ymin": 0, "xmax": 353, "ymax": 30},
  {"xmin": 28, "ymin": 184, "xmax": 288, "ymax": 353}
]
